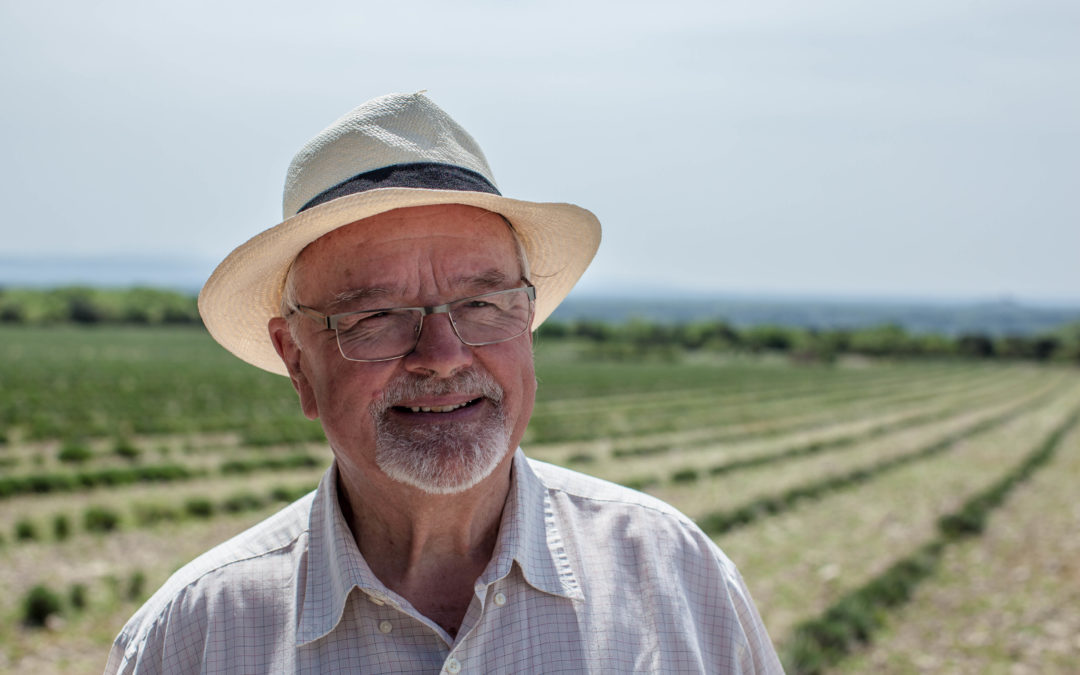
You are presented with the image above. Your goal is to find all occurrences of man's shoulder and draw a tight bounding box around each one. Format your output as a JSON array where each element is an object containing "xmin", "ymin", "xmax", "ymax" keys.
[
  {"xmin": 112, "ymin": 491, "xmax": 316, "ymax": 643},
  {"xmin": 525, "ymin": 457, "xmax": 698, "ymax": 527},
  {"xmin": 522, "ymin": 457, "xmax": 751, "ymax": 610},
  {"xmin": 164, "ymin": 489, "xmax": 315, "ymax": 587}
]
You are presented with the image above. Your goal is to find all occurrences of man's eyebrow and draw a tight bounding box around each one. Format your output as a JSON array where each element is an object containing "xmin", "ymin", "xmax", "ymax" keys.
[
  {"xmin": 452, "ymin": 269, "xmax": 512, "ymax": 292},
  {"xmin": 330, "ymin": 287, "xmax": 399, "ymax": 309}
]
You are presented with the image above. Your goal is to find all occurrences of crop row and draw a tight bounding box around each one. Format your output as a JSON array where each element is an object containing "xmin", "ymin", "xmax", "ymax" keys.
[
  {"xmin": 525, "ymin": 365, "xmax": 1005, "ymax": 444},
  {"xmin": 611, "ymin": 383, "xmax": 1003, "ymax": 463},
  {"xmin": 3, "ymin": 483, "xmax": 315, "ymax": 547},
  {"xmin": 2, "ymin": 374, "xmax": 1035, "ymax": 503},
  {"xmin": 0, "ymin": 452, "xmax": 324, "ymax": 499},
  {"xmin": 704, "ymin": 380, "xmax": 1080, "ymax": 649},
  {"xmin": 582, "ymin": 374, "xmax": 1057, "ymax": 479},
  {"xmin": 779, "ymin": 406, "xmax": 1080, "ymax": 674},
  {"xmin": 0, "ymin": 362, "xmax": 1028, "ymax": 479},
  {"xmin": 4, "ymin": 365, "xmax": 1009, "ymax": 477},
  {"xmin": 533, "ymin": 360, "xmax": 974, "ymax": 418},
  {"xmin": 2, "ymin": 381, "xmax": 1043, "ymax": 546},
  {"xmin": 616, "ymin": 378, "xmax": 1060, "ymax": 489},
  {"xmin": 18, "ymin": 571, "xmax": 150, "ymax": 629},
  {"xmin": 0, "ymin": 337, "xmax": 1035, "ymax": 457},
  {"xmin": 534, "ymin": 366, "xmax": 1039, "ymax": 459},
  {"xmin": 532, "ymin": 352, "xmax": 966, "ymax": 403},
  {"xmin": 1, "ymin": 326, "xmax": 1011, "ymax": 444},
  {"xmin": 693, "ymin": 390, "xmax": 1044, "ymax": 537},
  {"xmin": 830, "ymin": 408, "xmax": 1080, "ymax": 673},
  {"xmin": 6, "ymin": 384, "xmax": 1054, "ymax": 656}
]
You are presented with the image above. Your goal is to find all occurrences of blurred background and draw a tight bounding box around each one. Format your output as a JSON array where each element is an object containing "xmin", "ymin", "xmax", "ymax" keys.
[{"xmin": 2, "ymin": 2, "xmax": 1079, "ymax": 673}]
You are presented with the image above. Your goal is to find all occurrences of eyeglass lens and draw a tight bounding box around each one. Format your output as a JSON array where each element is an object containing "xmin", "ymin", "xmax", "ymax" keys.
[{"xmin": 335, "ymin": 287, "xmax": 533, "ymax": 361}]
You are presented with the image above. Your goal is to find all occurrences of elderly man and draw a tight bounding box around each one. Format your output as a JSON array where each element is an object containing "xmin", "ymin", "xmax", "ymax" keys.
[{"xmin": 106, "ymin": 93, "xmax": 783, "ymax": 674}]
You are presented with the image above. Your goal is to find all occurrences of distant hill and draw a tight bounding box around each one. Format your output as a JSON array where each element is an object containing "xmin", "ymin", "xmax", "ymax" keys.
[
  {"xmin": 552, "ymin": 296, "xmax": 1080, "ymax": 337},
  {"xmin": 0, "ymin": 255, "xmax": 212, "ymax": 294}
]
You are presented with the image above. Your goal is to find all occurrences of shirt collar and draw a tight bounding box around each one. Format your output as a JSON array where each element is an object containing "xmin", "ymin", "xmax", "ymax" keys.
[
  {"xmin": 296, "ymin": 464, "xmax": 387, "ymax": 645},
  {"xmin": 482, "ymin": 449, "xmax": 584, "ymax": 602},
  {"xmin": 296, "ymin": 450, "xmax": 582, "ymax": 645}
]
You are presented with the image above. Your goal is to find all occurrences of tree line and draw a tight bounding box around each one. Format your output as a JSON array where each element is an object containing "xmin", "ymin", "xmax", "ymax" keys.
[
  {"xmin": 536, "ymin": 318, "xmax": 1080, "ymax": 363},
  {"xmin": 2, "ymin": 287, "xmax": 1077, "ymax": 362},
  {"xmin": 0, "ymin": 287, "xmax": 200, "ymax": 325}
]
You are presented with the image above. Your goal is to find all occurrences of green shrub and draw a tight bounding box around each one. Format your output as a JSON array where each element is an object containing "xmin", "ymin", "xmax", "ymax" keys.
[
  {"xmin": 84, "ymin": 506, "xmax": 121, "ymax": 532},
  {"xmin": 0, "ymin": 303, "xmax": 22, "ymax": 323},
  {"xmin": 269, "ymin": 485, "xmax": 314, "ymax": 503},
  {"xmin": 133, "ymin": 502, "xmax": 180, "ymax": 526},
  {"xmin": 219, "ymin": 459, "xmax": 256, "ymax": 474},
  {"xmin": 15, "ymin": 519, "xmax": 39, "ymax": 541},
  {"xmin": 269, "ymin": 486, "xmax": 294, "ymax": 502},
  {"xmin": 58, "ymin": 442, "xmax": 94, "ymax": 464},
  {"xmin": 184, "ymin": 497, "xmax": 214, "ymax": 519},
  {"xmin": 136, "ymin": 464, "xmax": 194, "ymax": 482},
  {"xmin": 620, "ymin": 477, "xmax": 659, "ymax": 491},
  {"xmin": 220, "ymin": 453, "xmax": 321, "ymax": 475},
  {"xmin": 52, "ymin": 514, "xmax": 70, "ymax": 540},
  {"xmin": 114, "ymin": 438, "xmax": 141, "ymax": 461},
  {"xmin": 671, "ymin": 468, "xmax": 700, "ymax": 484},
  {"xmin": 222, "ymin": 492, "xmax": 265, "ymax": 513},
  {"xmin": 127, "ymin": 571, "xmax": 146, "ymax": 600},
  {"xmin": 22, "ymin": 584, "xmax": 62, "ymax": 627},
  {"xmin": 69, "ymin": 583, "xmax": 88, "ymax": 610},
  {"xmin": 613, "ymin": 443, "xmax": 669, "ymax": 459}
]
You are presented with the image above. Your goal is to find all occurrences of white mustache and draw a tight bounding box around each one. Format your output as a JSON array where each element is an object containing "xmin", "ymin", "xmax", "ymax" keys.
[{"xmin": 373, "ymin": 368, "xmax": 504, "ymax": 416}]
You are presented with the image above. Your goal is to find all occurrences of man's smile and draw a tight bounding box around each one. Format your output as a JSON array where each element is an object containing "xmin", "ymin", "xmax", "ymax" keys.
[
  {"xmin": 389, "ymin": 396, "xmax": 489, "ymax": 420},
  {"xmin": 397, "ymin": 397, "xmax": 483, "ymax": 413}
]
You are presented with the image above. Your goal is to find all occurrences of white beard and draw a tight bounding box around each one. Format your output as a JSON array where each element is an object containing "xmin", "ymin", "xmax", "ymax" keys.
[{"xmin": 370, "ymin": 368, "xmax": 511, "ymax": 494}]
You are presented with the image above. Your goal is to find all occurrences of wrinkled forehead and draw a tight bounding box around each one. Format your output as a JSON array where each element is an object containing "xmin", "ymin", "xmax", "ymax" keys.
[{"xmin": 285, "ymin": 205, "xmax": 526, "ymax": 304}]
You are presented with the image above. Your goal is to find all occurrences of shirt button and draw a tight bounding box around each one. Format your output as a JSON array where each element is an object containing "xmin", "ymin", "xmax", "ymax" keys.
[
  {"xmin": 378, "ymin": 620, "xmax": 393, "ymax": 634},
  {"xmin": 446, "ymin": 657, "xmax": 462, "ymax": 673},
  {"xmin": 493, "ymin": 592, "xmax": 507, "ymax": 606}
]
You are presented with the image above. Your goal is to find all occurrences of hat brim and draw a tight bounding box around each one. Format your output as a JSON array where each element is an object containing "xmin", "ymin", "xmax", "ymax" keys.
[{"xmin": 198, "ymin": 187, "xmax": 601, "ymax": 376}]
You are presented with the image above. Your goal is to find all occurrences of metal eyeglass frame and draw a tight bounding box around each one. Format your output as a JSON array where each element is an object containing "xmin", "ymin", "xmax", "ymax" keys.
[{"xmin": 290, "ymin": 281, "xmax": 536, "ymax": 362}]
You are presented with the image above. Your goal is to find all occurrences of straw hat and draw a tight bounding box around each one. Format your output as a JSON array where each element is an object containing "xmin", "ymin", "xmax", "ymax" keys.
[{"xmin": 198, "ymin": 92, "xmax": 602, "ymax": 376}]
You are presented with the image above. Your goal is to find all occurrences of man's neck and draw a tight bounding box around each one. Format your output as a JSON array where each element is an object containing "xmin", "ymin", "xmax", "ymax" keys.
[{"xmin": 335, "ymin": 453, "xmax": 515, "ymax": 635}]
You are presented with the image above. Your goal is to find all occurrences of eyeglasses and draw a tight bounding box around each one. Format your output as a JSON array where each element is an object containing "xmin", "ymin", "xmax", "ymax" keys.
[{"xmin": 291, "ymin": 283, "xmax": 536, "ymax": 362}]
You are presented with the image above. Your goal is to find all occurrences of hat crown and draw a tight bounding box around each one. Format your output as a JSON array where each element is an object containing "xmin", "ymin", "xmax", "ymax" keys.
[{"xmin": 282, "ymin": 92, "xmax": 498, "ymax": 219}]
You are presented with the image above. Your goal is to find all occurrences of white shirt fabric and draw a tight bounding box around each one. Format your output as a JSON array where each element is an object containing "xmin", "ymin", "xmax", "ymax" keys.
[{"xmin": 105, "ymin": 450, "xmax": 783, "ymax": 674}]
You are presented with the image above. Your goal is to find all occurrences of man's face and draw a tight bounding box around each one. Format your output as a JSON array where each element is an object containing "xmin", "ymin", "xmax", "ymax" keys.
[{"xmin": 270, "ymin": 204, "xmax": 536, "ymax": 495}]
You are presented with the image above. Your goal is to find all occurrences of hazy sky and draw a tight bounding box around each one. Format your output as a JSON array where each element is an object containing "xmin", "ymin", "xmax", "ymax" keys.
[{"xmin": 2, "ymin": 0, "xmax": 1077, "ymax": 303}]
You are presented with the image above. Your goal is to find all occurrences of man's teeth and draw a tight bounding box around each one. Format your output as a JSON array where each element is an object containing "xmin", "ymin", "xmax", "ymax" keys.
[{"xmin": 407, "ymin": 401, "xmax": 471, "ymax": 413}]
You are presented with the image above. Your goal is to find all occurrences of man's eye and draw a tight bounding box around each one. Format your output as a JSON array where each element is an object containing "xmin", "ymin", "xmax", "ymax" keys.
[
  {"xmin": 337, "ymin": 312, "xmax": 384, "ymax": 331},
  {"xmin": 352, "ymin": 312, "xmax": 399, "ymax": 329}
]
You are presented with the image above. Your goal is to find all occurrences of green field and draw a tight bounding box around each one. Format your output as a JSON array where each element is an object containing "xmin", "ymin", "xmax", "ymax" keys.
[{"xmin": 1, "ymin": 326, "xmax": 1078, "ymax": 673}]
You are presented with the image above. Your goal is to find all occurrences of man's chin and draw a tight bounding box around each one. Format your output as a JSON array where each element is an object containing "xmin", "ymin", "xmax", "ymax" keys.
[{"xmin": 373, "ymin": 423, "xmax": 511, "ymax": 495}]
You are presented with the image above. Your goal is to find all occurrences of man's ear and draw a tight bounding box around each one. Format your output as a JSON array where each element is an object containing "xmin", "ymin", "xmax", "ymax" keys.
[{"xmin": 269, "ymin": 317, "xmax": 320, "ymax": 420}]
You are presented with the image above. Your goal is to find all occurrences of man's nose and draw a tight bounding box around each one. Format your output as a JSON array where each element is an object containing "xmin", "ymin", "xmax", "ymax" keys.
[{"xmin": 402, "ymin": 312, "xmax": 473, "ymax": 378}]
